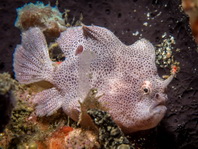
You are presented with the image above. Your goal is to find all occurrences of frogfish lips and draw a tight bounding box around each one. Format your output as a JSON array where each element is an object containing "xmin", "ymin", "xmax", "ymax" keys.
[
  {"xmin": 148, "ymin": 75, "xmax": 174, "ymax": 122},
  {"xmin": 150, "ymin": 93, "xmax": 168, "ymax": 113},
  {"xmin": 150, "ymin": 74, "xmax": 174, "ymax": 112}
]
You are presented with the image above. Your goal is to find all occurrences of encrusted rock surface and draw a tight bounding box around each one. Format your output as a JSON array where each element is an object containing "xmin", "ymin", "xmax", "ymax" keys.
[{"xmin": 87, "ymin": 109, "xmax": 135, "ymax": 149}]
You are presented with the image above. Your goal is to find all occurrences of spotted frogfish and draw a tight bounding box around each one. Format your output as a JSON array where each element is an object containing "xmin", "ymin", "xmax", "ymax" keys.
[{"xmin": 13, "ymin": 25, "xmax": 174, "ymax": 133}]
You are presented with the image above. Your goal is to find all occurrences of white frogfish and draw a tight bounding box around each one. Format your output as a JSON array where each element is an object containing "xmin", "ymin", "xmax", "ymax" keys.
[{"xmin": 13, "ymin": 25, "xmax": 174, "ymax": 133}]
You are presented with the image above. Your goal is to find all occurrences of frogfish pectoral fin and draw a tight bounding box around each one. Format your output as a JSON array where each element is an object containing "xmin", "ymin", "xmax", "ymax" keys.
[{"xmin": 33, "ymin": 87, "xmax": 64, "ymax": 116}]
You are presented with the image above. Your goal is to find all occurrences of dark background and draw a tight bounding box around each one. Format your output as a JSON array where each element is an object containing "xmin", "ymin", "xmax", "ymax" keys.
[{"xmin": 0, "ymin": 0, "xmax": 198, "ymax": 148}]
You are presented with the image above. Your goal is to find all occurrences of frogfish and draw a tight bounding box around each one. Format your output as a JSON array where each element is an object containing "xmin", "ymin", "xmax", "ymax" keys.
[{"xmin": 13, "ymin": 25, "xmax": 174, "ymax": 133}]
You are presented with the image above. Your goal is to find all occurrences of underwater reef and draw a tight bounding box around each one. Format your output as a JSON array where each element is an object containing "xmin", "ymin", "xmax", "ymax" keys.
[{"xmin": 0, "ymin": 0, "xmax": 198, "ymax": 149}]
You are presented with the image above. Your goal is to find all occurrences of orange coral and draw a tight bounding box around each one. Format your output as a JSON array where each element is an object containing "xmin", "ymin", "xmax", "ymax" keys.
[
  {"xmin": 39, "ymin": 126, "xmax": 73, "ymax": 149},
  {"xmin": 171, "ymin": 64, "xmax": 180, "ymax": 75},
  {"xmin": 39, "ymin": 126, "xmax": 100, "ymax": 149}
]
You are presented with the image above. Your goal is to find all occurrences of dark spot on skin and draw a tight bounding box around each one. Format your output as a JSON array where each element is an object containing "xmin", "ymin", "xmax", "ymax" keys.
[{"xmin": 155, "ymin": 93, "xmax": 159, "ymax": 98}]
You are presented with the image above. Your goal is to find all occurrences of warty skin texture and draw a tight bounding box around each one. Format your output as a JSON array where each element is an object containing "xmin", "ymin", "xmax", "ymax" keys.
[{"xmin": 13, "ymin": 25, "xmax": 174, "ymax": 133}]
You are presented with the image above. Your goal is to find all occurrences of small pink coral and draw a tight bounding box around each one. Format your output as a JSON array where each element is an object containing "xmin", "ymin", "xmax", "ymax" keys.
[{"xmin": 64, "ymin": 128, "xmax": 100, "ymax": 149}]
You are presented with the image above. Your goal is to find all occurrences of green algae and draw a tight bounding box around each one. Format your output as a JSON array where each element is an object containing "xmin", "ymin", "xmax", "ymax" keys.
[
  {"xmin": 0, "ymin": 73, "xmax": 20, "ymax": 95},
  {"xmin": 155, "ymin": 33, "xmax": 180, "ymax": 72},
  {"xmin": 8, "ymin": 99, "xmax": 35, "ymax": 137},
  {"xmin": 87, "ymin": 109, "xmax": 135, "ymax": 149}
]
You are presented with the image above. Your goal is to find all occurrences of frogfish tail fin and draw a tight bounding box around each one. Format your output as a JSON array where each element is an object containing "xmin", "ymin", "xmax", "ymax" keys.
[{"xmin": 13, "ymin": 27, "xmax": 54, "ymax": 84}]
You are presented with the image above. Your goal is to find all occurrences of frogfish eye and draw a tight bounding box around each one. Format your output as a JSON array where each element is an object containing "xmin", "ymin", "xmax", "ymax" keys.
[
  {"xmin": 142, "ymin": 87, "xmax": 150, "ymax": 94},
  {"xmin": 143, "ymin": 88, "xmax": 149, "ymax": 94},
  {"xmin": 141, "ymin": 81, "xmax": 152, "ymax": 94}
]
